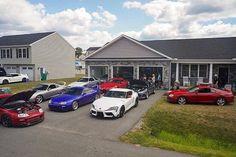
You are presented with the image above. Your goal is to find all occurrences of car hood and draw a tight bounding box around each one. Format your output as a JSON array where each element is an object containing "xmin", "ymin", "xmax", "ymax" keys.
[
  {"xmin": 1, "ymin": 90, "xmax": 36, "ymax": 105},
  {"xmin": 51, "ymin": 94, "xmax": 78, "ymax": 103},
  {"xmin": 100, "ymin": 82, "xmax": 119, "ymax": 89},
  {"xmin": 93, "ymin": 97, "xmax": 126, "ymax": 110},
  {"xmin": 68, "ymin": 82, "xmax": 88, "ymax": 87}
]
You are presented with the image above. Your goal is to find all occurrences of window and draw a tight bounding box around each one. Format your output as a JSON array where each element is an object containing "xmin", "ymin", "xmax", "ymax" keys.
[
  {"xmin": 199, "ymin": 65, "xmax": 207, "ymax": 77},
  {"xmin": 190, "ymin": 64, "xmax": 198, "ymax": 77},
  {"xmin": 181, "ymin": 64, "xmax": 208, "ymax": 78},
  {"xmin": 16, "ymin": 48, "xmax": 29, "ymax": 59},
  {"xmin": 182, "ymin": 64, "xmax": 189, "ymax": 77},
  {"xmin": 0, "ymin": 49, "xmax": 12, "ymax": 59},
  {"xmin": 198, "ymin": 88, "xmax": 211, "ymax": 93}
]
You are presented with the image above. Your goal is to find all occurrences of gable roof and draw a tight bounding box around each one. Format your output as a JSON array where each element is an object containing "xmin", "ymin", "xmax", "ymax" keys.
[
  {"xmin": 86, "ymin": 47, "xmax": 101, "ymax": 52},
  {"xmin": 86, "ymin": 35, "xmax": 172, "ymax": 60},
  {"xmin": 141, "ymin": 37, "xmax": 236, "ymax": 59},
  {"xmin": 0, "ymin": 32, "xmax": 55, "ymax": 46}
]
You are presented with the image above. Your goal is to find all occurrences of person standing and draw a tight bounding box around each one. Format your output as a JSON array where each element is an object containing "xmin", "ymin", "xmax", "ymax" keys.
[
  {"xmin": 152, "ymin": 74, "xmax": 155, "ymax": 83},
  {"xmin": 213, "ymin": 74, "xmax": 219, "ymax": 88}
]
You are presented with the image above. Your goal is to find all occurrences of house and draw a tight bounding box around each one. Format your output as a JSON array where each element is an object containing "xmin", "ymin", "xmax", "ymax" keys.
[
  {"xmin": 85, "ymin": 35, "xmax": 236, "ymax": 89},
  {"xmin": 0, "ymin": 32, "xmax": 75, "ymax": 81}
]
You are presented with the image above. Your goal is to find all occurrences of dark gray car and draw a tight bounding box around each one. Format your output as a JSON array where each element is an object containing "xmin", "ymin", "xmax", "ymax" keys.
[{"xmin": 129, "ymin": 80, "xmax": 155, "ymax": 99}]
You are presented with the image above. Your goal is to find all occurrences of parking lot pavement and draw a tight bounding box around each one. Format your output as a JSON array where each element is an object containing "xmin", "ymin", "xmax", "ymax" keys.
[{"xmin": 0, "ymin": 90, "xmax": 195, "ymax": 157}]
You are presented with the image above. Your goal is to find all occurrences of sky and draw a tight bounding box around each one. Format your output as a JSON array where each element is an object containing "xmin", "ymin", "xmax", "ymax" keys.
[{"xmin": 0, "ymin": 0, "xmax": 236, "ymax": 49}]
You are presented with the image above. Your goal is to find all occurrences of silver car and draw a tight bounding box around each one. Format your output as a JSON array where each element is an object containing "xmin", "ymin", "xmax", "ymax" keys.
[
  {"xmin": 30, "ymin": 83, "xmax": 66, "ymax": 104},
  {"xmin": 68, "ymin": 77, "xmax": 99, "ymax": 88}
]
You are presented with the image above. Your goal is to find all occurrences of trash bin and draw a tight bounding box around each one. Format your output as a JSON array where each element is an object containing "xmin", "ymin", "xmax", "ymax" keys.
[
  {"xmin": 40, "ymin": 71, "xmax": 48, "ymax": 81},
  {"xmin": 0, "ymin": 87, "xmax": 12, "ymax": 94}
]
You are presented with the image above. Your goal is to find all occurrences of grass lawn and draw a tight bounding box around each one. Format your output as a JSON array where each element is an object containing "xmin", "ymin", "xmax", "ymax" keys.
[
  {"xmin": 0, "ymin": 74, "xmax": 84, "ymax": 93},
  {"xmin": 121, "ymin": 96, "xmax": 236, "ymax": 157}
]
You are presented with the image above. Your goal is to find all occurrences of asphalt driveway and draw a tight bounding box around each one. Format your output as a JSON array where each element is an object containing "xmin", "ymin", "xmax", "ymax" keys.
[{"xmin": 0, "ymin": 90, "xmax": 195, "ymax": 157}]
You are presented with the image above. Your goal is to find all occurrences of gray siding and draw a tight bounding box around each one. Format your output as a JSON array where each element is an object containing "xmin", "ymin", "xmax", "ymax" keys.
[
  {"xmin": 31, "ymin": 33, "xmax": 75, "ymax": 80},
  {"xmin": 89, "ymin": 37, "xmax": 165, "ymax": 59}
]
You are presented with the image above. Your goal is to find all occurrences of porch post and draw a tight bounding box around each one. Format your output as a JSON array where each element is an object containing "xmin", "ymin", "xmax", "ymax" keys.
[
  {"xmin": 137, "ymin": 65, "xmax": 139, "ymax": 79},
  {"xmin": 175, "ymin": 63, "xmax": 179, "ymax": 82},
  {"xmin": 87, "ymin": 65, "xmax": 90, "ymax": 77},
  {"xmin": 209, "ymin": 63, "xmax": 213, "ymax": 84}
]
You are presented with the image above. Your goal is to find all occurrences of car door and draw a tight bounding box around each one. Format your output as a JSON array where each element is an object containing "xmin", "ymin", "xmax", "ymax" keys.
[
  {"xmin": 124, "ymin": 91, "xmax": 134, "ymax": 110},
  {"xmin": 79, "ymin": 88, "xmax": 91, "ymax": 105},
  {"xmin": 195, "ymin": 88, "xmax": 216, "ymax": 103},
  {"xmin": 46, "ymin": 84, "xmax": 58, "ymax": 98}
]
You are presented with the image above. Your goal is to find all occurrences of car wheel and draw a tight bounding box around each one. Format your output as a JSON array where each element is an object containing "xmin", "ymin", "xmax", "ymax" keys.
[
  {"xmin": 35, "ymin": 95, "xmax": 44, "ymax": 104},
  {"xmin": 217, "ymin": 97, "xmax": 226, "ymax": 106},
  {"xmin": 72, "ymin": 101, "xmax": 79, "ymax": 111},
  {"xmin": 22, "ymin": 78, "xmax": 27, "ymax": 82},
  {"xmin": 177, "ymin": 96, "xmax": 186, "ymax": 105},
  {"xmin": 134, "ymin": 98, "xmax": 139, "ymax": 107},
  {"xmin": 1, "ymin": 115, "xmax": 12, "ymax": 127},
  {"xmin": 2, "ymin": 80, "xmax": 8, "ymax": 85},
  {"xmin": 118, "ymin": 106, "xmax": 125, "ymax": 118}
]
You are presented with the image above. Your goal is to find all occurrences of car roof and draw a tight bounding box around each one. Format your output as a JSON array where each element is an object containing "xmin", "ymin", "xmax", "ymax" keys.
[{"xmin": 109, "ymin": 88, "xmax": 131, "ymax": 92}]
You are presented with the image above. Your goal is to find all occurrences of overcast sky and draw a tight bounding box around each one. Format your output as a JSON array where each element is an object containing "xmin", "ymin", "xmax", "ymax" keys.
[{"xmin": 0, "ymin": 0, "xmax": 236, "ymax": 49}]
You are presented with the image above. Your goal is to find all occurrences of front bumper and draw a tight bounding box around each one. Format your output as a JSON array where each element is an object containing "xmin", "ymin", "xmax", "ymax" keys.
[
  {"xmin": 167, "ymin": 96, "xmax": 177, "ymax": 103},
  {"xmin": 90, "ymin": 108, "xmax": 119, "ymax": 118},
  {"xmin": 12, "ymin": 112, "xmax": 44, "ymax": 126},
  {"xmin": 49, "ymin": 103, "xmax": 71, "ymax": 111}
]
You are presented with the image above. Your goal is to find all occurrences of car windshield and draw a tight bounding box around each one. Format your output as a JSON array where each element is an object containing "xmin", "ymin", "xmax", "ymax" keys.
[
  {"xmin": 78, "ymin": 78, "xmax": 89, "ymax": 82},
  {"xmin": 34, "ymin": 84, "xmax": 48, "ymax": 90},
  {"xmin": 188, "ymin": 86, "xmax": 199, "ymax": 92},
  {"xmin": 64, "ymin": 88, "xmax": 83, "ymax": 96},
  {"xmin": 109, "ymin": 79, "xmax": 121, "ymax": 83},
  {"xmin": 104, "ymin": 91, "xmax": 126, "ymax": 98}
]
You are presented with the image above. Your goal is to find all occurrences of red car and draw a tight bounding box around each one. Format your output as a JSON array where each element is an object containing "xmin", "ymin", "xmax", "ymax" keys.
[
  {"xmin": 0, "ymin": 90, "xmax": 44, "ymax": 127},
  {"xmin": 99, "ymin": 77, "xmax": 129, "ymax": 93},
  {"xmin": 167, "ymin": 85, "xmax": 234, "ymax": 106}
]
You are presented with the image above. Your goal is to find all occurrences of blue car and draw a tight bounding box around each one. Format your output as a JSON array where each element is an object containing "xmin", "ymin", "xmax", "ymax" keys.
[{"xmin": 48, "ymin": 86, "xmax": 99, "ymax": 111}]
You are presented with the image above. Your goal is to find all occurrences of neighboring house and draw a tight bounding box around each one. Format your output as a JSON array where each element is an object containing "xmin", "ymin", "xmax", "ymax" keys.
[
  {"xmin": 0, "ymin": 32, "xmax": 75, "ymax": 81},
  {"xmin": 86, "ymin": 47, "xmax": 101, "ymax": 56},
  {"xmin": 85, "ymin": 35, "xmax": 236, "ymax": 89},
  {"xmin": 75, "ymin": 54, "xmax": 86, "ymax": 75}
]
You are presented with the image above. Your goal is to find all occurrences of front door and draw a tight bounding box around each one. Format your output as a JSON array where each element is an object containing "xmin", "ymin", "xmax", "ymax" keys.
[{"xmin": 219, "ymin": 67, "xmax": 228, "ymax": 88}]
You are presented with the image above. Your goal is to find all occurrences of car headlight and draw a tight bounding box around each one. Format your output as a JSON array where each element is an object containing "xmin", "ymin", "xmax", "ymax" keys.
[
  {"xmin": 59, "ymin": 101, "xmax": 67, "ymax": 105},
  {"xmin": 18, "ymin": 113, "xmax": 29, "ymax": 118},
  {"xmin": 39, "ymin": 108, "xmax": 44, "ymax": 113},
  {"xmin": 106, "ymin": 106, "xmax": 119, "ymax": 112},
  {"xmin": 92, "ymin": 104, "xmax": 95, "ymax": 109},
  {"xmin": 169, "ymin": 94, "xmax": 174, "ymax": 97},
  {"xmin": 49, "ymin": 100, "xmax": 51, "ymax": 104}
]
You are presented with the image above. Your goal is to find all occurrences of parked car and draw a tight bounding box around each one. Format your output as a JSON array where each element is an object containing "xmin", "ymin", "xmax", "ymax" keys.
[
  {"xmin": 99, "ymin": 77, "xmax": 129, "ymax": 93},
  {"xmin": 68, "ymin": 77, "xmax": 99, "ymax": 88},
  {"xmin": 0, "ymin": 73, "xmax": 29, "ymax": 84},
  {"xmin": 30, "ymin": 83, "xmax": 66, "ymax": 104},
  {"xmin": 167, "ymin": 85, "xmax": 234, "ymax": 106},
  {"xmin": 0, "ymin": 90, "xmax": 44, "ymax": 127},
  {"xmin": 90, "ymin": 88, "xmax": 139, "ymax": 118},
  {"xmin": 129, "ymin": 79, "xmax": 155, "ymax": 99},
  {"xmin": 49, "ymin": 86, "xmax": 100, "ymax": 111},
  {"xmin": 0, "ymin": 67, "xmax": 6, "ymax": 76}
]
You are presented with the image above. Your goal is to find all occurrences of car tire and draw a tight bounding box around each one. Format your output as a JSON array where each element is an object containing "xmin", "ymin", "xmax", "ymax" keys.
[
  {"xmin": 134, "ymin": 98, "xmax": 139, "ymax": 107},
  {"xmin": 35, "ymin": 95, "xmax": 44, "ymax": 104},
  {"xmin": 177, "ymin": 96, "xmax": 186, "ymax": 105},
  {"xmin": 216, "ymin": 97, "xmax": 226, "ymax": 106},
  {"xmin": 22, "ymin": 78, "xmax": 27, "ymax": 82},
  {"xmin": 2, "ymin": 79, "xmax": 8, "ymax": 85},
  {"xmin": 118, "ymin": 106, "xmax": 125, "ymax": 118},
  {"xmin": 1, "ymin": 115, "xmax": 12, "ymax": 127},
  {"xmin": 72, "ymin": 101, "xmax": 79, "ymax": 111}
]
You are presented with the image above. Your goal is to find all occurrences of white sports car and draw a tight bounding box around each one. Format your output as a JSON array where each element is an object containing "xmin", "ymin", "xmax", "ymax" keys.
[
  {"xmin": 0, "ymin": 73, "xmax": 29, "ymax": 84},
  {"xmin": 68, "ymin": 77, "xmax": 99, "ymax": 88},
  {"xmin": 90, "ymin": 88, "xmax": 139, "ymax": 118}
]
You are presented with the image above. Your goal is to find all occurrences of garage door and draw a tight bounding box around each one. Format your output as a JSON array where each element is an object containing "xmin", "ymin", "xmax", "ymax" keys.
[
  {"xmin": 20, "ymin": 66, "xmax": 34, "ymax": 81},
  {"xmin": 113, "ymin": 66, "xmax": 134, "ymax": 81},
  {"xmin": 4, "ymin": 66, "xmax": 17, "ymax": 73}
]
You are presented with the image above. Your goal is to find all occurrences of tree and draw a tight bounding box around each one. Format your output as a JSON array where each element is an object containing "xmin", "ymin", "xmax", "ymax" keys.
[{"xmin": 75, "ymin": 47, "xmax": 83, "ymax": 58}]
